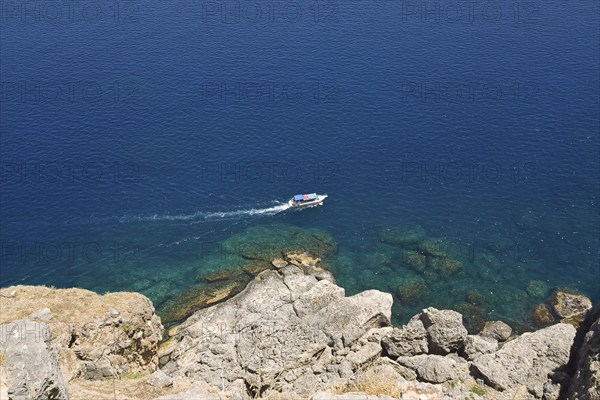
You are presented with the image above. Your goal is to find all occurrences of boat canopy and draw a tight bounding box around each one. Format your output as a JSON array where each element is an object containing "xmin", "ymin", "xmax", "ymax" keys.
[{"xmin": 294, "ymin": 193, "xmax": 317, "ymax": 201}]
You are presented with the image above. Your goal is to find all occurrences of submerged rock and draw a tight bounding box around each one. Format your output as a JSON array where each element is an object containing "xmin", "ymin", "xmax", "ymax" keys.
[
  {"xmin": 241, "ymin": 261, "xmax": 272, "ymax": 276},
  {"xmin": 530, "ymin": 303, "xmax": 555, "ymax": 327},
  {"xmin": 526, "ymin": 280, "xmax": 549, "ymax": 299},
  {"xmin": 455, "ymin": 303, "xmax": 487, "ymax": 333},
  {"xmin": 379, "ymin": 225, "xmax": 426, "ymax": 248},
  {"xmin": 429, "ymin": 256, "xmax": 462, "ymax": 276},
  {"xmin": 198, "ymin": 268, "xmax": 246, "ymax": 283},
  {"xmin": 159, "ymin": 277, "xmax": 250, "ymax": 325},
  {"xmin": 222, "ymin": 225, "xmax": 337, "ymax": 262},
  {"xmin": 396, "ymin": 277, "xmax": 427, "ymax": 305},
  {"xmin": 465, "ymin": 290, "xmax": 485, "ymax": 306},
  {"xmin": 403, "ymin": 250, "xmax": 427, "ymax": 272},
  {"xmin": 417, "ymin": 239, "xmax": 449, "ymax": 258}
]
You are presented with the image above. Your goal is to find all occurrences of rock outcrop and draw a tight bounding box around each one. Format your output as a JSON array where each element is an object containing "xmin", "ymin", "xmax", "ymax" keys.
[
  {"xmin": 568, "ymin": 303, "xmax": 600, "ymax": 400},
  {"xmin": 160, "ymin": 263, "xmax": 393, "ymax": 396},
  {"xmin": 0, "ymin": 285, "xmax": 164, "ymax": 399},
  {"xmin": 419, "ymin": 307, "xmax": 468, "ymax": 355},
  {"xmin": 0, "ymin": 262, "xmax": 595, "ymax": 400},
  {"xmin": 550, "ymin": 289, "xmax": 594, "ymax": 326},
  {"xmin": 381, "ymin": 315, "xmax": 428, "ymax": 357},
  {"xmin": 472, "ymin": 323, "xmax": 576, "ymax": 397},
  {"xmin": 1, "ymin": 320, "xmax": 69, "ymax": 400},
  {"xmin": 479, "ymin": 320, "xmax": 512, "ymax": 342}
]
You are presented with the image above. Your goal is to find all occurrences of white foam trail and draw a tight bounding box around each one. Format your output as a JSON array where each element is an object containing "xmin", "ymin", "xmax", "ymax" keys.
[{"xmin": 120, "ymin": 203, "xmax": 291, "ymax": 223}]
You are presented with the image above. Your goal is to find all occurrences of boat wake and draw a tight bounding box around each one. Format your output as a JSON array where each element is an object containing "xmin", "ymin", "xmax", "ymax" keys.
[{"xmin": 119, "ymin": 203, "xmax": 291, "ymax": 224}]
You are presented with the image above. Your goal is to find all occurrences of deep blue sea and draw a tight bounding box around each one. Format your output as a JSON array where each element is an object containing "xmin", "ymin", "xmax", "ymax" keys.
[{"xmin": 1, "ymin": 0, "xmax": 599, "ymax": 328}]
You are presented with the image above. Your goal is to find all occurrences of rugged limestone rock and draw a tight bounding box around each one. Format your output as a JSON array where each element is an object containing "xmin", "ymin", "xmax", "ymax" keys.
[
  {"xmin": 550, "ymin": 289, "xmax": 593, "ymax": 325},
  {"xmin": 0, "ymin": 286, "xmax": 163, "ymax": 383},
  {"xmin": 1, "ymin": 320, "xmax": 69, "ymax": 400},
  {"xmin": 419, "ymin": 307, "xmax": 468, "ymax": 354},
  {"xmin": 0, "ymin": 269, "xmax": 593, "ymax": 400},
  {"xmin": 381, "ymin": 315, "xmax": 428, "ymax": 357},
  {"xmin": 159, "ymin": 264, "xmax": 393, "ymax": 396},
  {"xmin": 396, "ymin": 354, "xmax": 458, "ymax": 383},
  {"xmin": 311, "ymin": 393, "xmax": 396, "ymax": 400},
  {"xmin": 146, "ymin": 370, "xmax": 173, "ymax": 388},
  {"xmin": 479, "ymin": 320, "xmax": 512, "ymax": 342},
  {"xmin": 472, "ymin": 323, "xmax": 576, "ymax": 397},
  {"xmin": 152, "ymin": 388, "xmax": 223, "ymax": 400},
  {"xmin": 568, "ymin": 304, "xmax": 600, "ymax": 400},
  {"xmin": 462, "ymin": 335, "xmax": 498, "ymax": 361}
]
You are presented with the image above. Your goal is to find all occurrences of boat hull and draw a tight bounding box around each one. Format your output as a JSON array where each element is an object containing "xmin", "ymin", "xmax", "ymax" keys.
[{"xmin": 288, "ymin": 194, "xmax": 328, "ymax": 208}]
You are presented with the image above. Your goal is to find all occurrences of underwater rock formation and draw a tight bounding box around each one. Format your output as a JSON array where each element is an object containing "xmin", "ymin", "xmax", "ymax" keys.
[
  {"xmin": 530, "ymin": 303, "xmax": 556, "ymax": 327},
  {"xmin": 526, "ymin": 280, "xmax": 550, "ymax": 299},
  {"xmin": 396, "ymin": 277, "xmax": 427, "ymax": 304},
  {"xmin": 379, "ymin": 225, "xmax": 426, "ymax": 248},
  {"xmin": 222, "ymin": 225, "xmax": 338, "ymax": 262},
  {"xmin": 158, "ymin": 276, "xmax": 251, "ymax": 325}
]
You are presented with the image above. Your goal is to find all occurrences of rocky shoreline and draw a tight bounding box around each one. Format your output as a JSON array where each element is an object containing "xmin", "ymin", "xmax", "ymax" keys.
[{"xmin": 0, "ymin": 253, "xmax": 597, "ymax": 400}]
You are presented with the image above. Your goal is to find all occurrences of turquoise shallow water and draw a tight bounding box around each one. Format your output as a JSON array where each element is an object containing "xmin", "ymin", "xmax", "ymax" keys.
[{"xmin": 1, "ymin": 0, "xmax": 598, "ymax": 329}]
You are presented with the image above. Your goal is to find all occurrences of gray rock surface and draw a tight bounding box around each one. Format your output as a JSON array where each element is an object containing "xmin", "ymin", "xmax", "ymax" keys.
[
  {"xmin": 146, "ymin": 369, "xmax": 173, "ymax": 388},
  {"xmin": 381, "ymin": 315, "xmax": 428, "ymax": 357},
  {"xmin": 0, "ymin": 320, "xmax": 69, "ymax": 400},
  {"xmin": 419, "ymin": 307, "xmax": 468, "ymax": 354},
  {"xmin": 0, "ymin": 286, "xmax": 164, "ymax": 383},
  {"xmin": 396, "ymin": 354, "xmax": 457, "ymax": 383},
  {"xmin": 160, "ymin": 264, "xmax": 393, "ymax": 396},
  {"xmin": 567, "ymin": 304, "xmax": 600, "ymax": 400},
  {"xmin": 480, "ymin": 320, "xmax": 512, "ymax": 342},
  {"xmin": 310, "ymin": 392, "xmax": 396, "ymax": 400},
  {"xmin": 472, "ymin": 323, "xmax": 576, "ymax": 396},
  {"xmin": 152, "ymin": 388, "xmax": 222, "ymax": 400},
  {"xmin": 0, "ymin": 289, "xmax": 16, "ymax": 298},
  {"xmin": 462, "ymin": 335, "xmax": 498, "ymax": 361},
  {"xmin": 29, "ymin": 307, "xmax": 53, "ymax": 321}
]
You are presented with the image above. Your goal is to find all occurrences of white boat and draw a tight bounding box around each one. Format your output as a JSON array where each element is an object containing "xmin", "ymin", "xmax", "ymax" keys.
[{"xmin": 288, "ymin": 193, "xmax": 328, "ymax": 208}]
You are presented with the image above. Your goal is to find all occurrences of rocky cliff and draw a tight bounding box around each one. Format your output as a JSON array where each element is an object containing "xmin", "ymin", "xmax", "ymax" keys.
[{"xmin": 0, "ymin": 255, "xmax": 597, "ymax": 400}]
